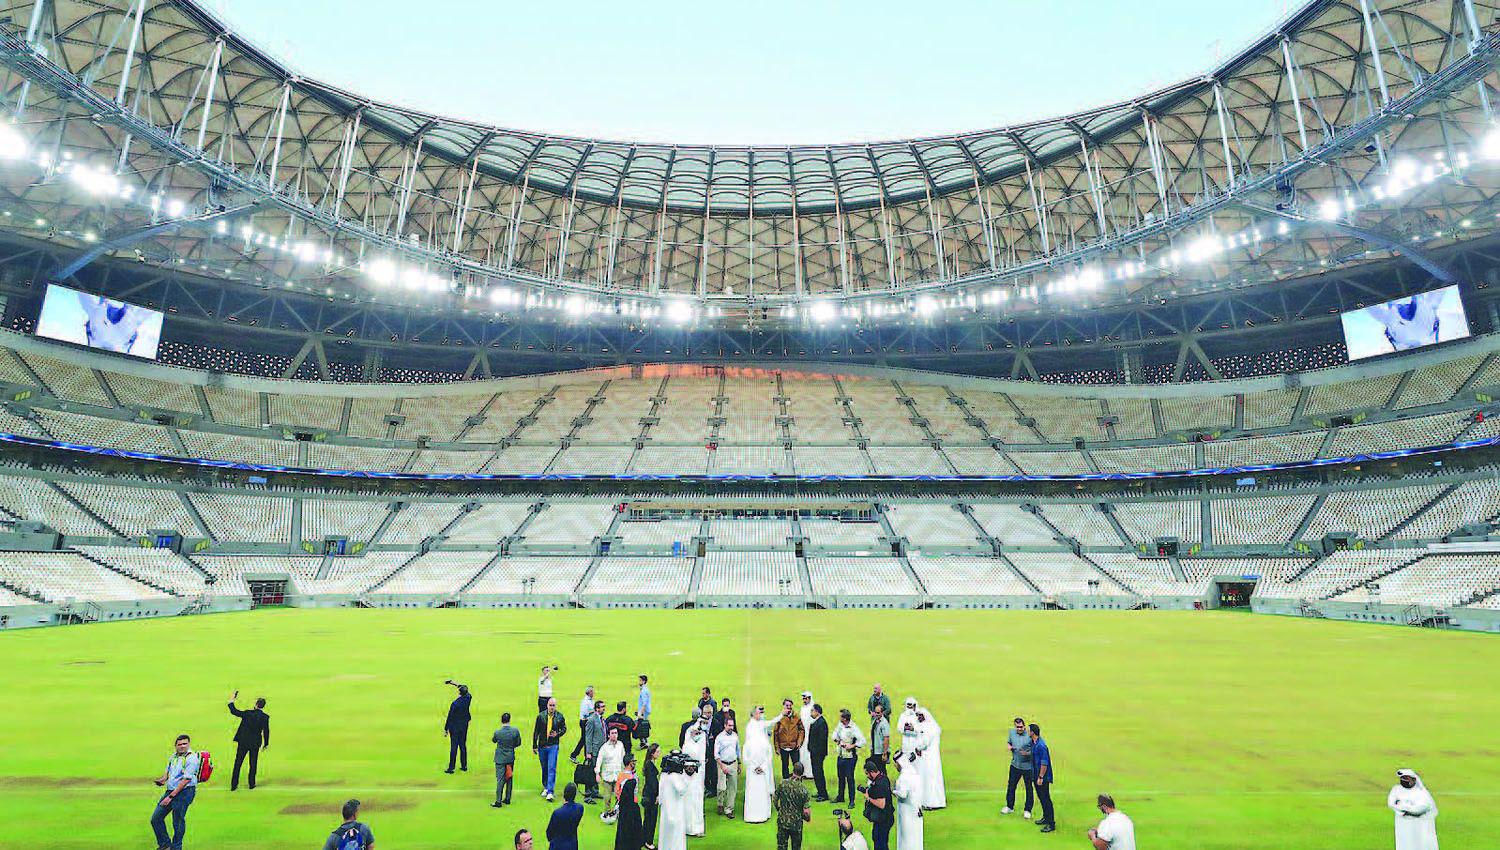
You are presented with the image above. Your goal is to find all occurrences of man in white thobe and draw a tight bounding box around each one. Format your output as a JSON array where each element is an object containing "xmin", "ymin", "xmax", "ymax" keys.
[
  {"xmin": 798, "ymin": 691, "xmax": 816, "ymax": 776},
  {"xmin": 657, "ymin": 761, "xmax": 692, "ymax": 850},
  {"xmin": 914, "ymin": 707, "xmax": 944, "ymax": 810},
  {"xmin": 682, "ymin": 717, "xmax": 709, "ymax": 836},
  {"xmin": 743, "ymin": 707, "xmax": 774, "ymax": 824},
  {"xmin": 892, "ymin": 750, "xmax": 924, "ymax": 850},
  {"xmin": 1388, "ymin": 769, "xmax": 1439, "ymax": 850}
]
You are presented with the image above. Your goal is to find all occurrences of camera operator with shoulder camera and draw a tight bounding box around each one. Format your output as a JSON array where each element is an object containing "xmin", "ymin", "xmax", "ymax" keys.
[{"xmin": 655, "ymin": 750, "xmax": 698, "ymax": 850}]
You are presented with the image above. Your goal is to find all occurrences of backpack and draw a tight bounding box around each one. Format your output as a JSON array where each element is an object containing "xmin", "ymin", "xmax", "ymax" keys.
[
  {"xmin": 331, "ymin": 824, "xmax": 365, "ymax": 850},
  {"xmin": 195, "ymin": 752, "xmax": 213, "ymax": 783},
  {"xmin": 634, "ymin": 718, "xmax": 651, "ymax": 741}
]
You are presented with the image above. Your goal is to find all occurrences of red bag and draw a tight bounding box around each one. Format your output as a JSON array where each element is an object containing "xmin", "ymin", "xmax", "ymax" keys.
[{"xmin": 196, "ymin": 751, "xmax": 214, "ymax": 783}]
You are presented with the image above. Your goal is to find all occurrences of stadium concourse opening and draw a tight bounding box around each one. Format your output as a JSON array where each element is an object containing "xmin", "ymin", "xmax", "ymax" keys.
[{"xmin": 0, "ymin": 0, "xmax": 1499, "ymax": 847}]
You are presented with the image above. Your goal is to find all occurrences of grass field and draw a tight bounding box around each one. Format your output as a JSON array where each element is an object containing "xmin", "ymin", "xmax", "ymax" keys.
[{"xmin": 0, "ymin": 608, "xmax": 1496, "ymax": 850}]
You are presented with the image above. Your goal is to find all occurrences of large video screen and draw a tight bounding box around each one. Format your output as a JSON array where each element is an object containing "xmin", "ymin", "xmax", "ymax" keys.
[
  {"xmin": 1340, "ymin": 284, "xmax": 1470, "ymax": 362},
  {"xmin": 35, "ymin": 283, "xmax": 164, "ymax": 359}
]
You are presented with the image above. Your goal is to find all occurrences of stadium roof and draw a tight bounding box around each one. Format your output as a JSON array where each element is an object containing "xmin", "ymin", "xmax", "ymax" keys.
[{"xmin": 0, "ymin": 0, "xmax": 1496, "ymax": 323}]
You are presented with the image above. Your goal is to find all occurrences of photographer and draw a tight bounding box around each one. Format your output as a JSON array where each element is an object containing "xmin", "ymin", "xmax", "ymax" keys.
[
  {"xmin": 836, "ymin": 810, "xmax": 869, "ymax": 850},
  {"xmin": 442, "ymin": 680, "xmax": 472, "ymax": 775},
  {"xmin": 861, "ymin": 758, "xmax": 894, "ymax": 850}
]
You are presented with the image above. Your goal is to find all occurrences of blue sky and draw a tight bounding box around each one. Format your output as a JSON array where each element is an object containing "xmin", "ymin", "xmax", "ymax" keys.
[{"xmin": 210, "ymin": 0, "xmax": 1297, "ymax": 145}]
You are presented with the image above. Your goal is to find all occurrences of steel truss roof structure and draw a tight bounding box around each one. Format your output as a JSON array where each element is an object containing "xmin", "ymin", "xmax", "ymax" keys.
[{"xmin": 0, "ymin": 0, "xmax": 1497, "ymax": 330}]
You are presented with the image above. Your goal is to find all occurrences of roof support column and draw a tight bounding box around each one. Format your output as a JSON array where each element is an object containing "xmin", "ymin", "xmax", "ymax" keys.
[
  {"xmin": 1357, "ymin": 0, "xmax": 1391, "ymax": 106},
  {"xmin": 1078, "ymin": 133, "xmax": 1107, "ymax": 237},
  {"xmin": 789, "ymin": 188, "xmax": 804, "ymax": 298},
  {"xmin": 505, "ymin": 176, "xmax": 528, "ymax": 271},
  {"xmin": 1461, "ymin": 0, "xmax": 1493, "ymax": 118},
  {"xmin": 1280, "ymin": 37, "xmax": 1310, "ymax": 152},
  {"xmin": 112, "ymin": 0, "xmax": 145, "ymax": 106},
  {"xmin": 1212, "ymin": 82, "xmax": 1237, "ymax": 189},
  {"xmin": 267, "ymin": 81, "xmax": 292, "ymax": 190},
  {"xmin": 836, "ymin": 198, "xmax": 850, "ymax": 296},
  {"xmin": 925, "ymin": 187, "xmax": 945, "ymax": 281},
  {"xmin": 557, "ymin": 187, "xmax": 577, "ymax": 280},
  {"xmin": 14, "ymin": 0, "xmax": 48, "ymax": 118},
  {"xmin": 334, "ymin": 111, "xmax": 361, "ymax": 214},
  {"xmin": 650, "ymin": 201, "xmax": 666, "ymax": 295},
  {"xmin": 697, "ymin": 196, "xmax": 712, "ymax": 297},
  {"xmin": 451, "ymin": 154, "xmax": 480, "ymax": 253},
  {"xmin": 604, "ymin": 193, "xmax": 623, "ymax": 290},
  {"xmin": 1023, "ymin": 157, "xmax": 1050, "ymax": 255},
  {"xmin": 394, "ymin": 132, "xmax": 424, "ymax": 234},
  {"xmin": 973, "ymin": 175, "xmax": 997, "ymax": 271},
  {"xmin": 194, "ymin": 40, "xmax": 223, "ymax": 152},
  {"xmin": 1141, "ymin": 112, "xmax": 1168, "ymax": 213}
]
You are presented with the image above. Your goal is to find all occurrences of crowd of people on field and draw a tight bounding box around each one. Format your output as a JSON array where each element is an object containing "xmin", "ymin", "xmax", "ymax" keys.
[{"xmin": 140, "ymin": 669, "xmax": 1443, "ymax": 850}]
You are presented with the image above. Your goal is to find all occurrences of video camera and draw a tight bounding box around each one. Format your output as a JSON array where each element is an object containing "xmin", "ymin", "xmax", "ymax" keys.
[{"xmin": 661, "ymin": 750, "xmax": 700, "ymax": 775}]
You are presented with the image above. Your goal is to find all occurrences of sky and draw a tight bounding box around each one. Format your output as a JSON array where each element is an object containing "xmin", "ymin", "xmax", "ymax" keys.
[{"xmin": 209, "ymin": 0, "xmax": 1299, "ymax": 146}]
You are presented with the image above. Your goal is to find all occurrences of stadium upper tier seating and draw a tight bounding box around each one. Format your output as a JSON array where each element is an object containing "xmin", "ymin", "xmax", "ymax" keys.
[
  {"xmin": 2, "ymin": 332, "xmax": 1499, "ymax": 480},
  {"xmin": 2, "ymin": 332, "xmax": 1500, "ymax": 628}
]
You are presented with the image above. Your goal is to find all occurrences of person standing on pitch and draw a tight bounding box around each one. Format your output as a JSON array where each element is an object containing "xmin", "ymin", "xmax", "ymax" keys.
[
  {"xmin": 533, "ymin": 697, "xmax": 568, "ymax": 802},
  {"xmin": 774, "ymin": 699, "xmax": 805, "ymax": 779},
  {"xmin": 682, "ymin": 714, "xmax": 710, "ymax": 837},
  {"xmin": 538, "ymin": 666, "xmax": 557, "ymax": 714},
  {"xmin": 637, "ymin": 675, "xmax": 652, "ymax": 727},
  {"xmin": 833, "ymin": 709, "xmax": 867, "ymax": 806},
  {"xmin": 1002, "ymin": 716, "xmax": 1034, "ymax": 819},
  {"xmin": 913, "ymin": 706, "xmax": 944, "ymax": 810},
  {"xmin": 579, "ymin": 686, "xmax": 597, "ymax": 726},
  {"xmin": 869, "ymin": 704, "xmax": 891, "ymax": 768},
  {"xmin": 1029, "ymin": 723, "xmax": 1055, "ymax": 833},
  {"xmin": 641, "ymin": 745, "xmax": 661, "ymax": 849},
  {"xmin": 657, "ymin": 755, "xmax": 694, "ymax": 850},
  {"xmin": 772, "ymin": 763, "xmax": 812, "ymax": 850},
  {"xmin": 149, "ymin": 733, "xmax": 200, "ymax": 850},
  {"xmin": 1388, "ymin": 769, "xmax": 1439, "ymax": 850},
  {"xmin": 598, "ymin": 726, "xmax": 626, "ymax": 812},
  {"xmin": 226, "ymin": 690, "xmax": 269, "ymax": 791},
  {"xmin": 322, "ymin": 799, "xmax": 375, "ymax": 850},
  {"xmin": 614, "ymin": 753, "xmax": 643, "ymax": 850},
  {"xmin": 572, "ymin": 700, "xmax": 607, "ymax": 804},
  {"xmin": 867, "ymin": 684, "xmax": 892, "ymax": 726},
  {"xmin": 606, "ymin": 701, "xmax": 637, "ymax": 756},
  {"xmin": 797, "ymin": 692, "xmax": 816, "ymax": 777},
  {"xmin": 443, "ymin": 680, "xmax": 472, "ymax": 774},
  {"xmin": 678, "ymin": 706, "xmax": 701, "ymax": 748},
  {"xmin": 1088, "ymin": 794, "xmax": 1134, "ymax": 850},
  {"xmin": 713, "ymin": 715, "xmax": 740, "ymax": 818},
  {"xmin": 862, "ymin": 757, "xmax": 894, "ymax": 850},
  {"xmin": 807, "ymin": 703, "xmax": 830, "ymax": 802},
  {"xmin": 891, "ymin": 751, "xmax": 924, "ymax": 850},
  {"xmin": 546, "ymin": 783, "xmax": 584, "ymax": 850},
  {"xmin": 742, "ymin": 706, "xmax": 774, "ymax": 824},
  {"xmin": 492, "ymin": 712, "xmax": 523, "ymax": 808}
]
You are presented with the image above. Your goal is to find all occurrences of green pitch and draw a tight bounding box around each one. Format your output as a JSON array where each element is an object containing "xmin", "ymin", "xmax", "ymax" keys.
[{"xmin": 1, "ymin": 608, "xmax": 1496, "ymax": 850}]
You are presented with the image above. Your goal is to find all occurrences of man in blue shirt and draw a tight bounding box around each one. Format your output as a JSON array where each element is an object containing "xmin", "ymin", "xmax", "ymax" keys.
[
  {"xmin": 1002, "ymin": 716, "xmax": 1034, "ymax": 819},
  {"xmin": 150, "ymin": 734, "xmax": 200, "ymax": 850},
  {"xmin": 1028, "ymin": 723, "xmax": 1055, "ymax": 832},
  {"xmin": 637, "ymin": 675, "xmax": 652, "ymax": 722},
  {"xmin": 444, "ymin": 680, "xmax": 472, "ymax": 774},
  {"xmin": 545, "ymin": 783, "xmax": 585, "ymax": 850}
]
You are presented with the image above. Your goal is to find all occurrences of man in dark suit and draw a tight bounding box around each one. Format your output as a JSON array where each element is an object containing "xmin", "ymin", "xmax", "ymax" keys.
[
  {"xmin": 444, "ymin": 679, "xmax": 472, "ymax": 774},
  {"xmin": 807, "ymin": 703, "xmax": 831, "ymax": 801},
  {"xmin": 227, "ymin": 690, "xmax": 269, "ymax": 791},
  {"xmin": 545, "ymin": 783, "xmax": 585, "ymax": 850}
]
